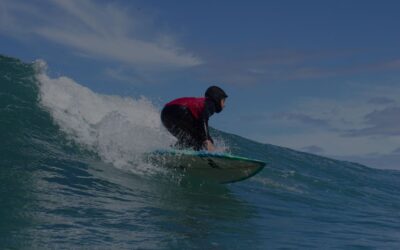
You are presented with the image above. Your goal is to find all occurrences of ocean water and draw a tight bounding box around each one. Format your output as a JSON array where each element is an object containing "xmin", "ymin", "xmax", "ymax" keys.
[{"xmin": 1, "ymin": 54, "xmax": 400, "ymax": 249}]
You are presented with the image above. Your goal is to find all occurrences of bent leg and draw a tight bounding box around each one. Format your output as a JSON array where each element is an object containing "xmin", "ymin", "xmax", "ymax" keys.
[{"xmin": 161, "ymin": 105, "xmax": 204, "ymax": 150}]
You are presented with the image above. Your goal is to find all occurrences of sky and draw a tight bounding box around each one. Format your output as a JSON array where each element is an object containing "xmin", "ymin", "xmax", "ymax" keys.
[{"xmin": 1, "ymin": 0, "xmax": 400, "ymax": 169}]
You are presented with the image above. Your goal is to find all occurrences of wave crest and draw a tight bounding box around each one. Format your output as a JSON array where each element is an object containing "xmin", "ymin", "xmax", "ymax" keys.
[{"xmin": 35, "ymin": 60, "xmax": 173, "ymax": 172}]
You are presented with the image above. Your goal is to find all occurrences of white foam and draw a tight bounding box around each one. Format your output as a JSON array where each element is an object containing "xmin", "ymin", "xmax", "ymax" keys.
[{"xmin": 34, "ymin": 60, "xmax": 174, "ymax": 174}]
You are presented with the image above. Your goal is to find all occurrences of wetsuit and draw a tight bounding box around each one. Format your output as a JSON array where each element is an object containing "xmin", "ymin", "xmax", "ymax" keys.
[{"xmin": 161, "ymin": 97, "xmax": 216, "ymax": 150}]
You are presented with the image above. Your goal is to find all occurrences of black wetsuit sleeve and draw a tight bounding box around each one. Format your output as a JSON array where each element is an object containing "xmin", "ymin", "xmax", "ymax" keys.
[{"xmin": 200, "ymin": 99, "xmax": 216, "ymax": 143}]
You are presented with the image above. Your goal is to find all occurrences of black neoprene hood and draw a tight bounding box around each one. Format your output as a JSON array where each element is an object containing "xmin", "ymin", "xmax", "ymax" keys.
[{"xmin": 204, "ymin": 86, "xmax": 228, "ymax": 113}]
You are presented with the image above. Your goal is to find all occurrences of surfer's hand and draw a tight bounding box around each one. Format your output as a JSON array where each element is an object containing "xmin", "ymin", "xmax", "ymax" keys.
[{"xmin": 204, "ymin": 140, "xmax": 216, "ymax": 151}]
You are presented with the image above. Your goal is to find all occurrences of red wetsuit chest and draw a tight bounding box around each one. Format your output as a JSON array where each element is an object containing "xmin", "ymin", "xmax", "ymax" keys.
[{"xmin": 165, "ymin": 97, "xmax": 206, "ymax": 120}]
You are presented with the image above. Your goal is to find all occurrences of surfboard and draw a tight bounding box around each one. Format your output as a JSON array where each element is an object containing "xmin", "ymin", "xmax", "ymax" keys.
[{"xmin": 146, "ymin": 149, "xmax": 266, "ymax": 184}]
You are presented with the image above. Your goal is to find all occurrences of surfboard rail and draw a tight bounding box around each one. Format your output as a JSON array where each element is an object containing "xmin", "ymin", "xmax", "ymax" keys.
[{"xmin": 146, "ymin": 149, "xmax": 266, "ymax": 184}]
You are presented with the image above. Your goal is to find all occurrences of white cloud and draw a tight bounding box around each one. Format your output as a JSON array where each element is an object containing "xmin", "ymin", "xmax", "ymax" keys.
[
  {"xmin": 0, "ymin": 0, "xmax": 201, "ymax": 69},
  {"xmin": 345, "ymin": 107, "xmax": 400, "ymax": 137},
  {"xmin": 104, "ymin": 67, "xmax": 149, "ymax": 85},
  {"xmin": 272, "ymin": 112, "xmax": 331, "ymax": 128},
  {"xmin": 265, "ymin": 131, "xmax": 399, "ymax": 156},
  {"xmin": 334, "ymin": 153, "xmax": 400, "ymax": 170},
  {"xmin": 257, "ymin": 83, "xmax": 400, "ymax": 169},
  {"xmin": 282, "ymin": 83, "xmax": 400, "ymax": 134}
]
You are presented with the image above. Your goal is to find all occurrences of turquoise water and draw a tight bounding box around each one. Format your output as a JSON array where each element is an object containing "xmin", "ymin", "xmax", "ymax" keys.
[{"xmin": 1, "ymin": 55, "xmax": 400, "ymax": 249}]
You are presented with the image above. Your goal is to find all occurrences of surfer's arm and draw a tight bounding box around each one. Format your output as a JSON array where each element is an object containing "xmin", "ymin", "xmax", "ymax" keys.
[
  {"xmin": 203, "ymin": 119, "xmax": 213, "ymax": 142},
  {"xmin": 200, "ymin": 99, "xmax": 216, "ymax": 151},
  {"xmin": 200, "ymin": 120, "xmax": 215, "ymax": 151}
]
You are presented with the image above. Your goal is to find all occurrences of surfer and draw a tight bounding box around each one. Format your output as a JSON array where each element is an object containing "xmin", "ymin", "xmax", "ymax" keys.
[{"xmin": 161, "ymin": 86, "xmax": 228, "ymax": 151}]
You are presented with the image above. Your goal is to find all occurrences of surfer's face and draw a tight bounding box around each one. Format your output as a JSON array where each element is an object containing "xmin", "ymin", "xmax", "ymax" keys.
[{"xmin": 220, "ymin": 98, "xmax": 226, "ymax": 110}]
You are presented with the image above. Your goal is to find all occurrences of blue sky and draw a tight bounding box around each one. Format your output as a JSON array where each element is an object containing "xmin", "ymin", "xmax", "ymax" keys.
[{"xmin": 1, "ymin": 0, "xmax": 400, "ymax": 169}]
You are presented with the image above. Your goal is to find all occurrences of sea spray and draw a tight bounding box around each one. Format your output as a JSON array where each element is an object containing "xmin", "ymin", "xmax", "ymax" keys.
[{"xmin": 34, "ymin": 60, "xmax": 173, "ymax": 173}]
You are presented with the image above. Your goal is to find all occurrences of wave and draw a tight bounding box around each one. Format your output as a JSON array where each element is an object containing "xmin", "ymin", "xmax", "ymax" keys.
[{"xmin": 2, "ymin": 54, "xmax": 400, "ymax": 249}]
